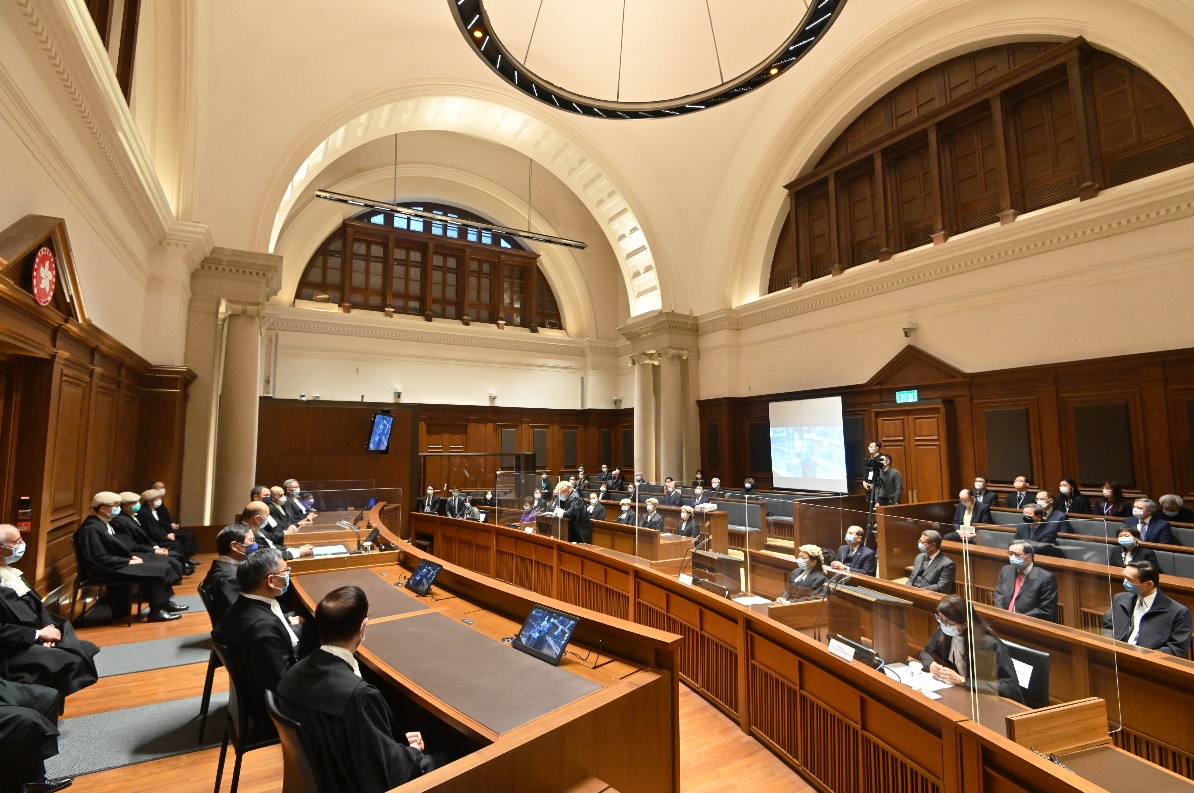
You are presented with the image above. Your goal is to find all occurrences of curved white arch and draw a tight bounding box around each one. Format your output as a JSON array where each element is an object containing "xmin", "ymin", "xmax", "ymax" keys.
[
  {"xmin": 721, "ymin": 0, "xmax": 1194, "ymax": 307},
  {"xmin": 276, "ymin": 164, "xmax": 600, "ymax": 338},
  {"xmin": 255, "ymin": 82, "xmax": 665, "ymax": 316}
]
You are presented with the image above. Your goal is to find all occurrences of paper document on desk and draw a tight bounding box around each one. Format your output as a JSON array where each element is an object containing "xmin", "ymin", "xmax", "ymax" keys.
[
  {"xmin": 1011, "ymin": 657, "xmax": 1033, "ymax": 689},
  {"xmin": 733, "ymin": 595, "xmax": 772, "ymax": 606},
  {"xmin": 312, "ymin": 545, "xmax": 350, "ymax": 557}
]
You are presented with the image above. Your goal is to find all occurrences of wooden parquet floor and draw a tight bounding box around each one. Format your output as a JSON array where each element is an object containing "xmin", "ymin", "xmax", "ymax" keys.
[{"xmin": 65, "ymin": 554, "xmax": 812, "ymax": 792}]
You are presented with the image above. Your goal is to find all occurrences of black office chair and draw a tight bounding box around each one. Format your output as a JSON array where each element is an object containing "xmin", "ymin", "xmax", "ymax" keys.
[
  {"xmin": 211, "ymin": 639, "xmax": 279, "ymax": 793},
  {"xmin": 69, "ymin": 535, "xmax": 142, "ymax": 627},
  {"xmin": 264, "ymin": 690, "xmax": 322, "ymax": 793},
  {"xmin": 195, "ymin": 581, "xmax": 223, "ymax": 743}
]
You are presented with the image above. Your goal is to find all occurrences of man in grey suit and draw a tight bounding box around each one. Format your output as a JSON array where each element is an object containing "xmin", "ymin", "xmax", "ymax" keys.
[
  {"xmin": 993, "ymin": 541, "xmax": 1059, "ymax": 621},
  {"xmin": 907, "ymin": 530, "xmax": 955, "ymax": 593}
]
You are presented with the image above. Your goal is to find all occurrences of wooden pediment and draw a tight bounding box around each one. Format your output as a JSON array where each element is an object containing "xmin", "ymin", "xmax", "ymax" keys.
[
  {"xmin": 0, "ymin": 215, "xmax": 86, "ymax": 323},
  {"xmin": 865, "ymin": 345, "xmax": 967, "ymax": 388}
]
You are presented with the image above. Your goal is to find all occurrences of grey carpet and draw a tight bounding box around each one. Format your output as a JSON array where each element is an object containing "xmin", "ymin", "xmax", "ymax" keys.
[
  {"xmin": 46, "ymin": 692, "xmax": 230, "ymax": 777},
  {"xmin": 96, "ymin": 632, "xmax": 213, "ymax": 677}
]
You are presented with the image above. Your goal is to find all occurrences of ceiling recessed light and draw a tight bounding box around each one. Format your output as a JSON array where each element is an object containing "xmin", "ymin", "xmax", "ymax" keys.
[{"xmin": 473, "ymin": 29, "xmax": 483, "ymax": 38}]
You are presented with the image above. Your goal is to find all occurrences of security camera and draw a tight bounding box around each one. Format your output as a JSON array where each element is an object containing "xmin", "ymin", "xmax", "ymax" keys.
[
  {"xmin": 902, "ymin": 323, "xmax": 919, "ymax": 338},
  {"xmin": 613, "ymin": 397, "xmax": 623, "ymax": 408}
]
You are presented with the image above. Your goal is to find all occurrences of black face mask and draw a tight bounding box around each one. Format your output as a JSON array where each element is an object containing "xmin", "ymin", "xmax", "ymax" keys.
[{"xmin": 1022, "ymin": 515, "xmax": 1034, "ymax": 523}]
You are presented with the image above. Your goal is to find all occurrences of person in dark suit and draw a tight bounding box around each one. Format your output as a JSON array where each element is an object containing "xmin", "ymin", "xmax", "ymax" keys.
[
  {"xmin": 778, "ymin": 545, "xmax": 828, "ymax": 603},
  {"xmin": 597, "ymin": 465, "xmax": 612, "ymax": 482},
  {"xmin": 201, "ymin": 524, "xmax": 257, "ymax": 624},
  {"xmin": 1124, "ymin": 498, "xmax": 1175, "ymax": 545},
  {"xmin": 444, "ymin": 488, "xmax": 467, "ymax": 519},
  {"xmin": 276, "ymin": 586, "xmax": 438, "ymax": 792},
  {"xmin": 530, "ymin": 489, "xmax": 549, "ymax": 514},
  {"xmin": 113, "ymin": 492, "xmax": 190, "ymax": 578},
  {"xmin": 907, "ymin": 530, "xmax": 955, "ymax": 594},
  {"xmin": 1058, "ymin": 478, "xmax": 1091, "ymax": 516},
  {"xmin": 1112, "ymin": 525, "xmax": 1159, "ymax": 568},
  {"xmin": 639, "ymin": 498, "xmax": 665, "ymax": 532},
  {"xmin": 555, "ymin": 483, "xmax": 592, "ymax": 544},
  {"xmin": 74, "ymin": 492, "xmax": 185, "ymax": 622},
  {"xmin": 691, "ymin": 486, "xmax": 712, "ymax": 508},
  {"xmin": 662, "ymin": 483, "xmax": 684, "ymax": 507},
  {"xmin": 147, "ymin": 481, "xmax": 199, "ymax": 558},
  {"xmin": 920, "ymin": 596, "xmax": 1022, "ymax": 702},
  {"xmin": 615, "ymin": 499, "xmax": 637, "ymax": 526},
  {"xmin": 830, "ymin": 526, "xmax": 876, "ymax": 576},
  {"xmin": 944, "ymin": 489, "xmax": 993, "ymax": 542},
  {"xmin": 0, "ymin": 678, "xmax": 73, "ymax": 793},
  {"xmin": 281, "ymin": 479, "xmax": 316, "ymax": 524},
  {"xmin": 264, "ymin": 486, "xmax": 298, "ymax": 534},
  {"xmin": 212, "ymin": 548, "xmax": 300, "ymax": 739},
  {"xmin": 240, "ymin": 503, "xmax": 314, "ymax": 561},
  {"xmin": 874, "ymin": 455, "xmax": 902, "ymax": 505},
  {"xmin": 675, "ymin": 506, "xmax": 700, "ymax": 538},
  {"xmin": 691, "ymin": 470, "xmax": 706, "ymax": 488},
  {"xmin": 992, "ymin": 541, "xmax": 1059, "ymax": 621},
  {"xmin": 246, "ymin": 488, "xmax": 286, "ymax": 548},
  {"xmin": 1094, "ymin": 481, "xmax": 1132, "ymax": 519},
  {"xmin": 1015, "ymin": 493, "xmax": 1067, "ymax": 545},
  {"xmin": 1102, "ymin": 562, "xmax": 1192, "ymax": 656},
  {"xmin": 584, "ymin": 493, "xmax": 606, "ymax": 523},
  {"xmin": 607, "ymin": 469, "xmax": 624, "ymax": 490},
  {"xmin": 707, "ymin": 477, "xmax": 724, "ymax": 497},
  {"xmin": 0, "ymin": 524, "xmax": 99, "ymax": 700},
  {"xmin": 971, "ymin": 476, "xmax": 999, "ymax": 511},
  {"xmin": 1003, "ymin": 475, "xmax": 1034, "ymax": 510},
  {"xmin": 415, "ymin": 486, "xmax": 442, "ymax": 515},
  {"xmin": 1159, "ymin": 495, "xmax": 1194, "ymax": 524}
]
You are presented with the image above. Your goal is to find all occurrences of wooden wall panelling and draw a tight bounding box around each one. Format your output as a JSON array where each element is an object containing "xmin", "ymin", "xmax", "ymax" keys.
[{"xmin": 136, "ymin": 367, "xmax": 194, "ymax": 515}]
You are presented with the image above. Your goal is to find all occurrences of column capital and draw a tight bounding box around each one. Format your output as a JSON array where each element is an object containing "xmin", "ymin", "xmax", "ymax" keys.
[
  {"xmin": 661, "ymin": 346, "xmax": 689, "ymax": 360},
  {"xmin": 617, "ymin": 311, "xmax": 699, "ymax": 356},
  {"xmin": 191, "ymin": 247, "xmax": 282, "ymax": 308}
]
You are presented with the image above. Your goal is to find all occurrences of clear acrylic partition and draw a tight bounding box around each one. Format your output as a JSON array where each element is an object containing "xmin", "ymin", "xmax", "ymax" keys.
[
  {"xmin": 715, "ymin": 493, "xmax": 1121, "ymax": 728},
  {"xmin": 304, "ymin": 484, "xmax": 404, "ymax": 524},
  {"xmin": 493, "ymin": 472, "xmax": 548, "ymax": 532}
]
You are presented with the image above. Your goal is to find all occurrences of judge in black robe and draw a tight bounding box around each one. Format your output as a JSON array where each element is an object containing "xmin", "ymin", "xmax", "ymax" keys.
[
  {"xmin": 74, "ymin": 499, "xmax": 183, "ymax": 621},
  {"xmin": 276, "ymin": 585, "xmax": 435, "ymax": 793},
  {"xmin": 674, "ymin": 508, "xmax": 700, "ymax": 538},
  {"xmin": 139, "ymin": 488, "xmax": 198, "ymax": 560},
  {"xmin": 113, "ymin": 505, "xmax": 190, "ymax": 578},
  {"xmin": 0, "ymin": 678, "xmax": 71, "ymax": 793},
  {"xmin": 0, "ymin": 531, "xmax": 99, "ymax": 699},
  {"xmin": 639, "ymin": 500, "xmax": 665, "ymax": 532}
]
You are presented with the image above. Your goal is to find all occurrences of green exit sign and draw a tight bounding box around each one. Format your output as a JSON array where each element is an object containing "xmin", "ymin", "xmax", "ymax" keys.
[{"xmin": 895, "ymin": 389, "xmax": 919, "ymax": 404}]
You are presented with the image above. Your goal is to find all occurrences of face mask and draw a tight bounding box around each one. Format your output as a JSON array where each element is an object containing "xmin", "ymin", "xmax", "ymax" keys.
[
  {"xmin": 938, "ymin": 622, "xmax": 961, "ymax": 638},
  {"xmin": 1117, "ymin": 536, "xmax": 1135, "ymax": 547},
  {"xmin": 636, "ymin": 476, "xmax": 643, "ymax": 482},
  {"xmin": 600, "ymin": 488, "xmax": 607, "ymax": 495},
  {"xmin": 1133, "ymin": 507, "xmax": 1145, "ymax": 517},
  {"xmin": 695, "ymin": 490, "xmax": 703, "ymax": 496},
  {"xmin": 973, "ymin": 482, "xmax": 983, "ymax": 490},
  {"xmin": 452, "ymin": 492, "xmax": 460, "ymax": 498},
  {"xmin": 590, "ymin": 498, "xmax": 598, "ymax": 505},
  {"xmin": 1102, "ymin": 491, "xmax": 1113, "ymax": 499},
  {"xmin": 132, "ymin": 503, "xmax": 141, "ymax": 513},
  {"xmin": 1022, "ymin": 515, "xmax": 1034, "ymax": 523},
  {"xmin": 1008, "ymin": 555, "xmax": 1024, "ymax": 566},
  {"xmin": 1, "ymin": 542, "xmax": 25, "ymax": 565},
  {"xmin": 917, "ymin": 542, "xmax": 927, "ymax": 553},
  {"xmin": 243, "ymin": 542, "xmax": 259, "ymax": 554},
  {"xmin": 1059, "ymin": 486, "xmax": 1071, "ymax": 495},
  {"xmin": 621, "ymin": 505, "xmax": 629, "ymax": 512},
  {"xmin": 278, "ymin": 496, "xmax": 287, "ymax": 504},
  {"xmin": 796, "ymin": 558, "xmax": 808, "ymax": 570},
  {"xmin": 846, "ymin": 534, "xmax": 860, "ymax": 544},
  {"xmin": 1164, "ymin": 509, "xmax": 1179, "ymax": 518},
  {"xmin": 1036, "ymin": 500, "xmax": 1048, "ymax": 509},
  {"xmin": 274, "ymin": 570, "xmax": 291, "ymax": 595},
  {"xmin": 1123, "ymin": 580, "xmax": 1140, "ymax": 593},
  {"xmin": 153, "ymin": 498, "xmax": 162, "ymax": 508},
  {"xmin": 744, "ymin": 484, "xmax": 753, "ymax": 490},
  {"xmin": 427, "ymin": 491, "xmax": 434, "ymax": 497},
  {"xmin": 646, "ymin": 505, "xmax": 655, "ymax": 513},
  {"xmin": 262, "ymin": 496, "xmax": 271, "ymax": 503},
  {"xmin": 111, "ymin": 506, "xmax": 121, "ymax": 517}
]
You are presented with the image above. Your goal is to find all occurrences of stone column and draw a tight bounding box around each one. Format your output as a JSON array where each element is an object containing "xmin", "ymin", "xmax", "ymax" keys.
[
  {"xmin": 632, "ymin": 355, "xmax": 657, "ymax": 481},
  {"xmin": 682, "ymin": 348, "xmax": 702, "ymax": 480},
  {"xmin": 659, "ymin": 348, "xmax": 685, "ymax": 481},
  {"xmin": 212, "ymin": 304, "xmax": 263, "ymax": 526},
  {"xmin": 180, "ymin": 249, "xmax": 280, "ymax": 524}
]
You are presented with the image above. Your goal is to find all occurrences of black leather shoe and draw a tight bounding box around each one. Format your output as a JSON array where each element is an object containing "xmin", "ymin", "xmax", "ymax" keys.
[
  {"xmin": 147, "ymin": 609, "xmax": 181, "ymax": 622},
  {"xmin": 26, "ymin": 776, "xmax": 73, "ymax": 792},
  {"xmin": 164, "ymin": 601, "xmax": 190, "ymax": 612}
]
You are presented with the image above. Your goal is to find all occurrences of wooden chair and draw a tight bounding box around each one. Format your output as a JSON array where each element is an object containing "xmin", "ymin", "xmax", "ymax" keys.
[
  {"xmin": 195, "ymin": 580, "xmax": 223, "ymax": 743},
  {"xmin": 69, "ymin": 535, "xmax": 142, "ymax": 627},
  {"xmin": 211, "ymin": 639, "xmax": 279, "ymax": 793},
  {"xmin": 265, "ymin": 689, "xmax": 322, "ymax": 793}
]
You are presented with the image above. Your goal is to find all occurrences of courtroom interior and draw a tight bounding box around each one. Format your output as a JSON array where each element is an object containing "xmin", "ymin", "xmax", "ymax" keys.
[{"xmin": 3, "ymin": 1, "xmax": 1194, "ymax": 792}]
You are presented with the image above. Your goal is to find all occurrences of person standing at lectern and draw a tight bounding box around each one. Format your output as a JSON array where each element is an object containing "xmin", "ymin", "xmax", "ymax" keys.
[
  {"xmin": 554, "ymin": 482, "xmax": 591, "ymax": 544},
  {"xmin": 993, "ymin": 542, "xmax": 1059, "ymax": 622},
  {"xmin": 830, "ymin": 526, "xmax": 876, "ymax": 576},
  {"xmin": 275, "ymin": 586, "xmax": 438, "ymax": 792}
]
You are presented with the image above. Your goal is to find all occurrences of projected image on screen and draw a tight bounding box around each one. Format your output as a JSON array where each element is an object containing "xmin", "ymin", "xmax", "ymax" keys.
[{"xmin": 769, "ymin": 396, "xmax": 849, "ymax": 493}]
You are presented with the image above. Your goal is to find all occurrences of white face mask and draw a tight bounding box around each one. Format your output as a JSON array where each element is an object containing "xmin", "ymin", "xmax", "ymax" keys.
[
  {"xmin": 1103, "ymin": 491, "xmax": 1113, "ymax": 499},
  {"xmin": 1059, "ymin": 486, "xmax": 1071, "ymax": 495},
  {"xmin": 1133, "ymin": 507, "xmax": 1145, "ymax": 517},
  {"xmin": 973, "ymin": 482, "xmax": 983, "ymax": 490},
  {"xmin": 646, "ymin": 505, "xmax": 655, "ymax": 513},
  {"xmin": 590, "ymin": 497, "xmax": 598, "ymax": 505},
  {"xmin": 1036, "ymin": 500, "xmax": 1049, "ymax": 509},
  {"xmin": 153, "ymin": 498, "xmax": 162, "ymax": 508},
  {"xmin": 621, "ymin": 505, "xmax": 629, "ymax": 512}
]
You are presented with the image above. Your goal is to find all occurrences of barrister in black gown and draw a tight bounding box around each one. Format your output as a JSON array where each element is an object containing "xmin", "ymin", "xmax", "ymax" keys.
[
  {"xmin": 200, "ymin": 524, "xmax": 257, "ymax": 624},
  {"xmin": 74, "ymin": 493, "xmax": 184, "ymax": 622},
  {"xmin": 639, "ymin": 499, "xmax": 665, "ymax": 531},
  {"xmin": 114, "ymin": 493, "xmax": 189, "ymax": 577},
  {"xmin": 276, "ymin": 585, "xmax": 435, "ymax": 793},
  {"xmin": 0, "ymin": 678, "xmax": 71, "ymax": 793},
  {"xmin": 0, "ymin": 525, "xmax": 98, "ymax": 699},
  {"xmin": 140, "ymin": 487, "xmax": 199, "ymax": 561},
  {"xmin": 212, "ymin": 548, "xmax": 300, "ymax": 739},
  {"xmin": 559, "ymin": 485, "xmax": 592, "ymax": 544},
  {"xmin": 674, "ymin": 507, "xmax": 701, "ymax": 538},
  {"xmin": 584, "ymin": 494, "xmax": 606, "ymax": 523}
]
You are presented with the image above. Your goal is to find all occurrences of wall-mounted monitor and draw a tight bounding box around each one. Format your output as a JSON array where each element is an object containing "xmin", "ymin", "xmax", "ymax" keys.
[{"xmin": 367, "ymin": 411, "xmax": 394, "ymax": 453}]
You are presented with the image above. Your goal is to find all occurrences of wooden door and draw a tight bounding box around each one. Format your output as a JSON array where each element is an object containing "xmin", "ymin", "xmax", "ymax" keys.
[
  {"xmin": 423, "ymin": 423, "xmax": 466, "ymax": 491},
  {"xmin": 873, "ymin": 403, "xmax": 951, "ymax": 503}
]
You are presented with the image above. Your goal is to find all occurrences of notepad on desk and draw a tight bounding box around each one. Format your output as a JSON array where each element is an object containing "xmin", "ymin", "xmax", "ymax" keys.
[{"xmin": 312, "ymin": 544, "xmax": 350, "ymax": 557}]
